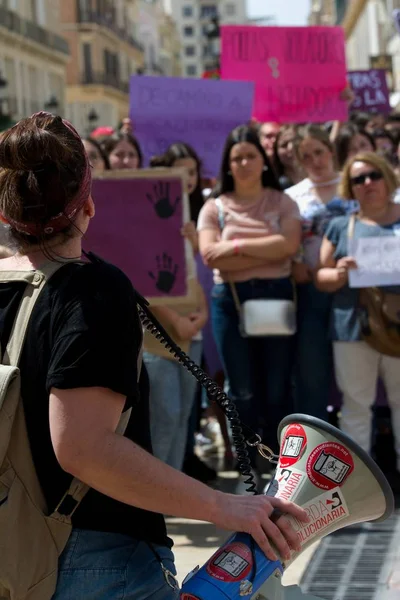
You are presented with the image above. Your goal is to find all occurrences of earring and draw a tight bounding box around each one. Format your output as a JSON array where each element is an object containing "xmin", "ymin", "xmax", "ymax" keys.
[
  {"xmin": 228, "ymin": 170, "xmax": 232, "ymax": 175},
  {"xmin": 263, "ymin": 166, "xmax": 268, "ymax": 172}
]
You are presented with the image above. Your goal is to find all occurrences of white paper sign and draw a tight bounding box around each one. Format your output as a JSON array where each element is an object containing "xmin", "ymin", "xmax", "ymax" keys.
[{"xmin": 348, "ymin": 236, "xmax": 400, "ymax": 288}]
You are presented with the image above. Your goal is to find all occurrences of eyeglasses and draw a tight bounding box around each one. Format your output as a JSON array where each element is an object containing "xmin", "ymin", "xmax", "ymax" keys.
[{"xmin": 350, "ymin": 170, "xmax": 384, "ymax": 186}]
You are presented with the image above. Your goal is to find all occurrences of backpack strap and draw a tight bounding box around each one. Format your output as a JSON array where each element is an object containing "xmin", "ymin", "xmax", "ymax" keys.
[{"xmin": 0, "ymin": 262, "xmax": 68, "ymax": 367}]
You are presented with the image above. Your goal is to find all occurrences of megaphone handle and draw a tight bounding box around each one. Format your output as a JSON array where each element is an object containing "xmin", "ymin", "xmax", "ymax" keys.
[{"xmin": 136, "ymin": 296, "xmax": 260, "ymax": 494}]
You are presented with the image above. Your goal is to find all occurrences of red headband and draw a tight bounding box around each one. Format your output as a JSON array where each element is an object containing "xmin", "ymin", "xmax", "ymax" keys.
[{"xmin": 2, "ymin": 112, "xmax": 92, "ymax": 237}]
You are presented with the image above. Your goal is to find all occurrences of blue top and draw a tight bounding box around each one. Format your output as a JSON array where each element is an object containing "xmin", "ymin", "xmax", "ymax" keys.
[{"xmin": 325, "ymin": 215, "xmax": 400, "ymax": 341}]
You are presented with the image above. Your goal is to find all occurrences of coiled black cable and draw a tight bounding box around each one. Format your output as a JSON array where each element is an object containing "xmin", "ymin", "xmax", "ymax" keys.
[{"xmin": 136, "ymin": 294, "xmax": 258, "ymax": 495}]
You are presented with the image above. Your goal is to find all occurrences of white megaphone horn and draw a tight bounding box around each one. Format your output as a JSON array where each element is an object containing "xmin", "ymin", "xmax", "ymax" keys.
[{"xmin": 180, "ymin": 414, "xmax": 394, "ymax": 600}]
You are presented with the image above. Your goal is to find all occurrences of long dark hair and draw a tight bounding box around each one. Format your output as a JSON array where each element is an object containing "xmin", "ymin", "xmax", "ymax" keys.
[
  {"xmin": 150, "ymin": 142, "xmax": 204, "ymax": 223},
  {"xmin": 101, "ymin": 132, "xmax": 143, "ymax": 168},
  {"xmin": 216, "ymin": 125, "xmax": 280, "ymax": 195},
  {"xmin": 335, "ymin": 124, "xmax": 375, "ymax": 169}
]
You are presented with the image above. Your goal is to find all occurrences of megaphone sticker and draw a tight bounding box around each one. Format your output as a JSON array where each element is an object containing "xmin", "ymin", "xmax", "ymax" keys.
[
  {"xmin": 306, "ymin": 442, "xmax": 355, "ymax": 491},
  {"xmin": 290, "ymin": 487, "xmax": 350, "ymax": 546},
  {"xmin": 206, "ymin": 541, "xmax": 253, "ymax": 583},
  {"xmin": 279, "ymin": 423, "xmax": 307, "ymax": 467},
  {"xmin": 267, "ymin": 466, "xmax": 307, "ymax": 502}
]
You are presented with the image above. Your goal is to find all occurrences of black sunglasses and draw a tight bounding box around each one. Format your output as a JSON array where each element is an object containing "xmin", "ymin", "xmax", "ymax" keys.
[{"xmin": 350, "ymin": 170, "xmax": 384, "ymax": 186}]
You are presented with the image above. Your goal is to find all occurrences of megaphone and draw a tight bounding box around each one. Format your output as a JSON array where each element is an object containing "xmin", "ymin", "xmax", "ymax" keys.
[{"xmin": 180, "ymin": 414, "xmax": 394, "ymax": 600}]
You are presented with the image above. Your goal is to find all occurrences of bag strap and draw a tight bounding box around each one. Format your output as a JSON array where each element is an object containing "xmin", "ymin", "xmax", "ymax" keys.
[
  {"xmin": 347, "ymin": 213, "xmax": 357, "ymax": 240},
  {"xmin": 0, "ymin": 262, "xmax": 71, "ymax": 367},
  {"xmin": 215, "ymin": 198, "xmax": 242, "ymax": 315}
]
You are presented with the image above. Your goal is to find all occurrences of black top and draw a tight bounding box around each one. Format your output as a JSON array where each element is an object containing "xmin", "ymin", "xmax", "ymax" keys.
[{"xmin": 0, "ymin": 258, "xmax": 171, "ymax": 547}]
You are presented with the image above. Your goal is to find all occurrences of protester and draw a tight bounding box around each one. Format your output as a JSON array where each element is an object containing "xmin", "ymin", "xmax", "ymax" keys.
[
  {"xmin": 198, "ymin": 125, "xmax": 301, "ymax": 459},
  {"xmin": 0, "ymin": 112, "xmax": 308, "ymax": 599},
  {"xmin": 334, "ymin": 124, "xmax": 375, "ymax": 170},
  {"xmin": 286, "ymin": 125, "xmax": 357, "ymax": 420},
  {"xmin": 151, "ymin": 142, "xmax": 204, "ymax": 252},
  {"xmin": 82, "ymin": 137, "xmax": 110, "ymax": 171},
  {"xmin": 371, "ymin": 129, "xmax": 397, "ymax": 165},
  {"xmin": 273, "ymin": 125, "xmax": 304, "ymax": 190},
  {"xmin": 317, "ymin": 152, "xmax": 400, "ymax": 489},
  {"xmin": 101, "ymin": 131, "xmax": 143, "ymax": 170},
  {"xmin": 259, "ymin": 121, "xmax": 281, "ymax": 173}
]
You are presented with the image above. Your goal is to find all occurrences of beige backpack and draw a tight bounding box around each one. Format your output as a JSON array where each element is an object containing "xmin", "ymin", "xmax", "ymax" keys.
[{"xmin": 0, "ymin": 263, "xmax": 132, "ymax": 600}]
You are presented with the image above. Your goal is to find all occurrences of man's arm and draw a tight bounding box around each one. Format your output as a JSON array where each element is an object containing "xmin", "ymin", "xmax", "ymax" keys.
[{"xmin": 50, "ymin": 386, "xmax": 309, "ymax": 561}]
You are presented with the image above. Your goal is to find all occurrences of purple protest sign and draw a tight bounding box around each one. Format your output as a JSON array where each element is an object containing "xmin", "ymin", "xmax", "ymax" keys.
[
  {"xmin": 130, "ymin": 76, "xmax": 255, "ymax": 178},
  {"xmin": 84, "ymin": 169, "xmax": 191, "ymax": 301},
  {"xmin": 348, "ymin": 69, "xmax": 391, "ymax": 114}
]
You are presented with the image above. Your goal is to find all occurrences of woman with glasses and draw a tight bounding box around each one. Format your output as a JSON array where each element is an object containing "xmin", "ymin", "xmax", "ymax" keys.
[{"xmin": 317, "ymin": 152, "xmax": 400, "ymax": 488}]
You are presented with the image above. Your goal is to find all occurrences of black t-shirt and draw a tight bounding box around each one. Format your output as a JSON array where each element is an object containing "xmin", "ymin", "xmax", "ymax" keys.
[{"xmin": 0, "ymin": 258, "xmax": 170, "ymax": 547}]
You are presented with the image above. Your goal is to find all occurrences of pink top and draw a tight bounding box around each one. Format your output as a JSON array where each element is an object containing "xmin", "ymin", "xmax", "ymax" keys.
[{"xmin": 197, "ymin": 190, "xmax": 300, "ymax": 284}]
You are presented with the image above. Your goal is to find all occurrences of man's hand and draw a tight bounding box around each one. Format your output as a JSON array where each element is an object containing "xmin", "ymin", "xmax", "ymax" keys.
[{"xmin": 212, "ymin": 492, "xmax": 309, "ymax": 562}]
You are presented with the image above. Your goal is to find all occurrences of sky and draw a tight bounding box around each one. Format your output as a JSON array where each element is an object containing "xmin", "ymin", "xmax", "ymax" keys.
[{"xmin": 247, "ymin": 0, "xmax": 311, "ymax": 25}]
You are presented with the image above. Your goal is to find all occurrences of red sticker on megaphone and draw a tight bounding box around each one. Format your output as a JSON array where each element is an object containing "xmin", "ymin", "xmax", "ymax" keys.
[
  {"xmin": 206, "ymin": 541, "xmax": 252, "ymax": 582},
  {"xmin": 306, "ymin": 442, "xmax": 354, "ymax": 491},
  {"xmin": 279, "ymin": 423, "xmax": 307, "ymax": 467}
]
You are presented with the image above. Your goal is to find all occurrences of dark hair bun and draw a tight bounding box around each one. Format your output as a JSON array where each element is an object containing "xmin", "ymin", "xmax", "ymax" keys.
[{"xmin": 0, "ymin": 113, "xmax": 87, "ymax": 243}]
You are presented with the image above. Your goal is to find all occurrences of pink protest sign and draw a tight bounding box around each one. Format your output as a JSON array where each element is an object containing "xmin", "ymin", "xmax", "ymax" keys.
[
  {"xmin": 221, "ymin": 26, "xmax": 348, "ymax": 123},
  {"xmin": 84, "ymin": 169, "xmax": 194, "ymax": 304}
]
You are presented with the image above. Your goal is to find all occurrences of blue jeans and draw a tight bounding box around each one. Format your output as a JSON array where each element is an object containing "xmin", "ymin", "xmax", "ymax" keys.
[
  {"xmin": 211, "ymin": 278, "xmax": 295, "ymax": 452},
  {"xmin": 293, "ymin": 283, "xmax": 333, "ymax": 420},
  {"xmin": 144, "ymin": 341, "xmax": 202, "ymax": 470},
  {"xmin": 52, "ymin": 529, "xmax": 179, "ymax": 600}
]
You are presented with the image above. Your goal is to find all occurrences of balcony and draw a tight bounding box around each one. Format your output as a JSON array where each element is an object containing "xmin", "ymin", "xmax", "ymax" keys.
[
  {"xmin": 81, "ymin": 72, "xmax": 129, "ymax": 94},
  {"xmin": 0, "ymin": 6, "xmax": 69, "ymax": 55},
  {"xmin": 76, "ymin": 7, "xmax": 144, "ymax": 52}
]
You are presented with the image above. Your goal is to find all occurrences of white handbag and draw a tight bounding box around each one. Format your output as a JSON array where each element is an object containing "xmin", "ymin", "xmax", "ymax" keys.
[
  {"xmin": 214, "ymin": 197, "xmax": 297, "ymax": 338},
  {"xmin": 229, "ymin": 282, "xmax": 297, "ymax": 338}
]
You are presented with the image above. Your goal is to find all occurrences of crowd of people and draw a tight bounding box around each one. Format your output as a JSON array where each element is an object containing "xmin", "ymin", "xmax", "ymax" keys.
[
  {"xmin": 0, "ymin": 93, "xmax": 400, "ymax": 597},
  {"xmin": 63, "ymin": 109, "xmax": 400, "ymax": 494}
]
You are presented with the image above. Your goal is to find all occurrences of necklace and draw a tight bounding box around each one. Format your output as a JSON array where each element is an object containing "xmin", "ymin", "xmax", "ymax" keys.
[{"xmin": 311, "ymin": 175, "xmax": 341, "ymax": 188}]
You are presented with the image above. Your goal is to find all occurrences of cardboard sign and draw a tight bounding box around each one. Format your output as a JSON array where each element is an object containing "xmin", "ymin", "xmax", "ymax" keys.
[
  {"xmin": 85, "ymin": 168, "xmax": 195, "ymax": 305},
  {"xmin": 221, "ymin": 25, "xmax": 348, "ymax": 123},
  {"xmin": 348, "ymin": 69, "xmax": 391, "ymax": 114},
  {"xmin": 130, "ymin": 76, "xmax": 255, "ymax": 178}
]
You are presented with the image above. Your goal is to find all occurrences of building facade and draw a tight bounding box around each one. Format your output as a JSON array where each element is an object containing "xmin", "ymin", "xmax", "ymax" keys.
[
  {"xmin": 165, "ymin": 0, "xmax": 247, "ymax": 78},
  {"xmin": 0, "ymin": 0, "xmax": 69, "ymax": 126},
  {"xmin": 61, "ymin": 0, "xmax": 146, "ymax": 136}
]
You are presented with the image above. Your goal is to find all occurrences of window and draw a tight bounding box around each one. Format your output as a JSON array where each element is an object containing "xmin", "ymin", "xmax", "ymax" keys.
[
  {"xmin": 186, "ymin": 65, "xmax": 197, "ymax": 76},
  {"xmin": 185, "ymin": 45, "xmax": 196, "ymax": 57},
  {"xmin": 225, "ymin": 3, "xmax": 235, "ymax": 16},
  {"xmin": 183, "ymin": 25, "xmax": 194, "ymax": 36},
  {"xmin": 182, "ymin": 5, "xmax": 193, "ymax": 17},
  {"xmin": 200, "ymin": 5, "xmax": 217, "ymax": 18},
  {"xmin": 83, "ymin": 43, "xmax": 93, "ymax": 82}
]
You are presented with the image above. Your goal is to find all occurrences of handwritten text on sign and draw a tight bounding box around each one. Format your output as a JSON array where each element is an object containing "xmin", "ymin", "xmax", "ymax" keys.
[
  {"xmin": 221, "ymin": 26, "xmax": 348, "ymax": 123},
  {"xmin": 348, "ymin": 69, "xmax": 391, "ymax": 114},
  {"xmin": 130, "ymin": 76, "xmax": 254, "ymax": 178},
  {"xmin": 348, "ymin": 235, "xmax": 400, "ymax": 288}
]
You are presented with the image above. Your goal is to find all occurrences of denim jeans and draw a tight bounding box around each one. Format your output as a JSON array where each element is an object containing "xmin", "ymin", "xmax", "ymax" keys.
[
  {"xmin": 52, "ymin": 529, "xmax": 179, "ymax": 600},
  {"xmin": 211, "ymin": 278, "xmax": 295, "ymax": 452},
  {"xmin": 293, "ymin": 283, "xmax": 333, "ymax": 420},
  {"xmin": 144, "ymin": 341, "xmax": 202, "ymax": 470}
]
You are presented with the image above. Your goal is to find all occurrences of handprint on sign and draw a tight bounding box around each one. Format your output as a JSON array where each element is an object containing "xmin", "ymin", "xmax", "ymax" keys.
[
  {"xmin": 148, "ymin": 253, "xmax": 179, "ymax": 293},
  {"xmin": 147, "ymin": 181, "xmax": 180, "ymax": 219}
]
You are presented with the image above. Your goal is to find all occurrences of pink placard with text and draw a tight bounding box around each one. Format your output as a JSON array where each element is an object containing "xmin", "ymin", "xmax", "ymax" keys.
[{"xmin": 221, "ymin": 26, "xmax": 348, "ymax": 123}]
